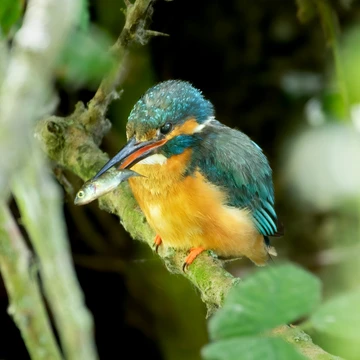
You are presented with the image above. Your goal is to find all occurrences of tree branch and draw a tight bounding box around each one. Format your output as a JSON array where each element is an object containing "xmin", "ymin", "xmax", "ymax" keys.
[{"xmin": 0, "ymin": 204, "xmax": 63, "ymax": 360}]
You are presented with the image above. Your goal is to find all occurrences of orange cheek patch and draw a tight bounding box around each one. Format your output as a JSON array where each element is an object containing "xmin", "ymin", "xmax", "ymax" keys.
[{"xmin": 166, "ymin": 118, "xmax": 199, "ymax": 140}]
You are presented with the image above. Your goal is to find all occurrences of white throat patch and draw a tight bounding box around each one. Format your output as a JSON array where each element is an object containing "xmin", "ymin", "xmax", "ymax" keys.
[{"xmin": 137, "ymin": 154, "xmax": 168, "ymax": 165}]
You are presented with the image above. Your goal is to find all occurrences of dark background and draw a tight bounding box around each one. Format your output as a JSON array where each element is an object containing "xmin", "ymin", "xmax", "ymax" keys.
[{"xmin": 1, "ymin": 0, "xmax": 360, "ymax": 359}]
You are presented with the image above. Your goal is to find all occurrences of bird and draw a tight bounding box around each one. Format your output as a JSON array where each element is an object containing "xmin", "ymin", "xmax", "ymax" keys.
[{"xmin": 94, "ymin": 80, "xmax": 283, "ymax": 269}]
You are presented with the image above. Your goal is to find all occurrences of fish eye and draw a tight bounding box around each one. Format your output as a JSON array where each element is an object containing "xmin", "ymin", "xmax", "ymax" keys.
[
  {"xmin": 160, "ymin": 122, "xmax": 172, "ymax": 135},
  {"xmin": 77, "ymin": 191, "xmax": 84, "ymax": 198}
]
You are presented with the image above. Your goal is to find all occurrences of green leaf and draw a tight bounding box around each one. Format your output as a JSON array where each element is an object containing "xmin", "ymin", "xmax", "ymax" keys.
[
  {"xmin": 57, "ymin": 27, "xmax": 116, "ymax": 89},
  {"xmin": 311, "ymin": 288, "xmax": 360, "ymax": 340},
  {"xmin": 209, "ymin": 264, "xmax": 321, "ymax": 339},
  {"xmin": 202, "ymin": 337, "xmax": 306, "ymax": 360},
  {"xmin": 0, "ymin": 0, "xmax": 24, "ymax": 35}
]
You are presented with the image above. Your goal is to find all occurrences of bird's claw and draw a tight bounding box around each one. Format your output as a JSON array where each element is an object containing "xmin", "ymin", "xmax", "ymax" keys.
[
  {"xmin": 182, "ymin": 247, "xmax": 205, "ymax": 272},
  {"xmin": 153, "ymin": 234, "xmax": 162, "ymax": 253},
  {"xmin": 182, "ymin": 262, "xmax": 188, "ymax": 272}
]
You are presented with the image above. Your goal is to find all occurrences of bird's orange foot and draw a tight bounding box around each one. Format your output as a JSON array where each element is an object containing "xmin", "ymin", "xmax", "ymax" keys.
[
  {"xmin": 182, "ymin": 247, "xmax": 205, "ymax": 272},
  {"xmin": 153, "ymin": 234, "xmax": 162, "ymax": 253}
]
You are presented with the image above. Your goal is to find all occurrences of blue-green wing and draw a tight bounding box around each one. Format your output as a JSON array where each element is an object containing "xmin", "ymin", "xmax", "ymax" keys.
[{"xmin": 195, "ymin": 123, "xmax": 281, "ymax": 237}]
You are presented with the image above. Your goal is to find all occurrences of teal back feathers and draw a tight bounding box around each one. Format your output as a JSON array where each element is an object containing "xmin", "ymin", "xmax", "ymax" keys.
[{"xmin": 186, "ymin": 120, "xmax": 281, "ymax": 237}]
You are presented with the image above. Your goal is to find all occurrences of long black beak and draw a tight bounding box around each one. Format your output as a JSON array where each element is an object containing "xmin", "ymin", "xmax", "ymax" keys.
[{"xmin": 93, "ymin": 136, "xmax": 167, "ymax": 179}]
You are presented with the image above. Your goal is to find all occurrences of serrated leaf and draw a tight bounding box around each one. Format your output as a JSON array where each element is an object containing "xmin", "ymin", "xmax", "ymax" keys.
[
  {"xmin": 311, "ymin": 288, "xmax": 360, "ymax": 339},
  {"xmin": 202, "ymin": 336, "xmax": 306, "ymax": 360},
  {"xmin": 209, "ymin": 264, "xmax": 321, "ymax": 339},
  {"xmin": 0, "ymin": 0, "xmax": 24, "ymax": 35}
]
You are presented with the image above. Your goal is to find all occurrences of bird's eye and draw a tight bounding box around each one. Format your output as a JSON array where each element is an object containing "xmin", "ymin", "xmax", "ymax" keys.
[
  {"xmin": 160, "ymin": 122, "xmax": 172, "ymax": 135},
  {"xmin": 77, "ymin": 191, "xmax": 84, "ymax": 198}
]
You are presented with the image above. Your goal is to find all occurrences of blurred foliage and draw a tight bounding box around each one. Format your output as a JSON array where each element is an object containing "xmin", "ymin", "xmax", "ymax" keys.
[
  {"xmin": 0, "ymin": 0, "xmax": 23, "ymax": 35},
  {"xmin": 125, "ymin": 246, "xmax": 208, "ymax": 360},
  {"xmin": 311, "ymin": 288, "xmax": 360, "ymax": 340},
  {"xmin": 203, "ymin": 264, "xmax": 320, "ymax": 360},
  {"xmin": 57, "ymin": 27, "xmax": 116, "ymax": 90}
]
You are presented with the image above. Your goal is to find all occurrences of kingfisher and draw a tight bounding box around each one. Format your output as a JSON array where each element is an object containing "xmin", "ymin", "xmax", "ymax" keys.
[{"xmin": 94, "ymin": 80, "xmax": 283, "ymax": 268}]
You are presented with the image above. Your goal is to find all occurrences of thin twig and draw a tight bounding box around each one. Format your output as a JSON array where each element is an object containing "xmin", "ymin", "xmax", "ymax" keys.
[
  {"xmin": 74, "ymin": 254, "xmax": 126, "ymax": 273},
  {"xmin": 0, "ymin": 204, "xmax": 63, "ymax": 360},
  {"xmin": 84, "ymin": 0, "xmax": 156, "ymax": 142}
]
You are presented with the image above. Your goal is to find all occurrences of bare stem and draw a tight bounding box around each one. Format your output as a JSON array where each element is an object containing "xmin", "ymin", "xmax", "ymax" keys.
[{"xmin": 0, "ymin": 204, "xmax": 63, "ymax": 360}]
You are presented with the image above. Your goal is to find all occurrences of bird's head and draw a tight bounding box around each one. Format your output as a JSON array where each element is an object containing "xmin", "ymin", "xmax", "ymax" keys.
[{"xmin": 94, "ymin": 80, "xmax": 214, "ymax": 177}]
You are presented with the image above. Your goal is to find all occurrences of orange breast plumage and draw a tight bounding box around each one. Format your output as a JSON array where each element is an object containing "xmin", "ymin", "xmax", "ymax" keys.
[{"xmin": 129, "ymin": 149, "xmax": 268, "ymax": 265}]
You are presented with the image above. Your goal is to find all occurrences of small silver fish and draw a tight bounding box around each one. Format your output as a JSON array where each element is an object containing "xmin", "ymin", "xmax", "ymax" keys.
[{"xmin": 74, "ymin": 169, "xmax": 141, "ymax": 206}]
